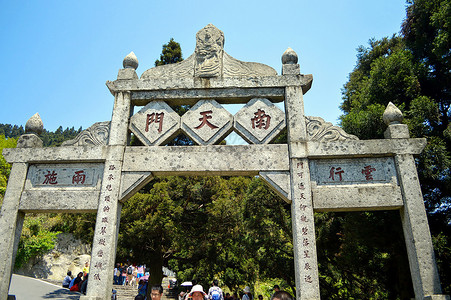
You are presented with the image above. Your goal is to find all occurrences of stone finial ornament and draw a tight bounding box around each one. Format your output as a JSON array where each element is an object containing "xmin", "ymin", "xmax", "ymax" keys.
[
  {"xmin": 282, "ymin": 47, "xmax": 298, "ymax": 65},
  {"xmin": 25, "ymin": 113, "xmax": 43, "ymax": 135},
  {"xmin": 383, "ymin": 102, "xmax": 403, "ymax": 125},
  {"xmin": 123, "ymin": 52, "xmax": 139, "ymax": 70}
]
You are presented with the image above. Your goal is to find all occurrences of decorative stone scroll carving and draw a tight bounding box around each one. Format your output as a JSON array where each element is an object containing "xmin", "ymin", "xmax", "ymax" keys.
[
  {"xmin": 62, "ymin": 121, "xmax": 110, "ymax": 146},
  {"xmin": 141, "ymin": 24, "xmax": 277, "ymax": 79},
  {"xmin": 305, "ymin": 116, "xmax": 358, "ymax": 142}
]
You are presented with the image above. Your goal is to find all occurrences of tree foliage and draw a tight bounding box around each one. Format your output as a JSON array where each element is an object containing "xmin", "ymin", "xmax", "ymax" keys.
[
  {"xmin": 339, "ymin": 0, "xmax": 451, "ymax": 295},
  {"xmin": 155, "ymin": 38, "xmax": 183, "ymax": 67},
  {"xmin": 0, "ymin": 135, "xmax": 17, "ymax": 201},
  {"xmin": 15, "ymin": 215, "xmax": 60, "ymax": 269}
]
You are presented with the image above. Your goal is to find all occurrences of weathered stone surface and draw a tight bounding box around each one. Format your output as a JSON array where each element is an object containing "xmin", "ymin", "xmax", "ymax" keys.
[
  {"xmin": 234, "ymin": 98, "xmax": 286, "ymax": 144},
  {"xmin": 259, "ymin": 171, "xmax": 291, "ymax": 203},
  {"xmin": 385, "ymin": 123, "xmax": 410, "ymax": 139},
  {"xmin": 312, "ymin": 184, "xmax": 403, "ymax": 212},
  {"xmin": 130, "ymin": 87, "xmax": 285, "ymax": 106},
  {"xmin": 289, "ymin": 138, "xmax": 427, "ymax": 158},
  {"xmin": 16, "ymin": 134, "xmax": 43, "ymax": 148},
  {"xmin": 117, "ymin": 68, "xmax": 138, "ymax": 80},
  {"xmin": 282, "ymin": 47, "xmax": 298, "ymax": 65},
  {"xmin": 129, "ymin": 101, "xmax": 181, "ymax": 146},
  {"xmin": 123, "ymin": 51, "xmax": 138, "ymax": 70},
  {"xmin": 20, "ymin": 190, "xmax": 99, "ymax": 213},
  {"xmin": 305, "ymin": 116, "xmax": 358, "ymax": 141},
  {"xmin": 17, "ymin": 163, "xmax": 104, "ymax": 213},
  {"xmin": 397, "ymin": 154, "xmax": 444, "ymax": 299},
  {"xmin": 109, "ymin": 92, "xmax": 132, "ymax": 146},
  {"xmin": 0, "ymin": 163, "xmax": 27, "ymax": 300},
  {"xmin": 309, "ymin": 157, "xmax": 397, "ymax": 185},
  {"xmin": 25, "ymin": 113, "xmax": 43, "ymax": 135},
  {"xmin": 122, "ymin": 144, "xmax": 289, "ymax": 175},
  {"xmin": 383, "ymin": 102, "xmax": 403, "ymax": 125},
  {"xmin": 181, "ymin": 100, "xmax": 233, "ymax": 145},
  {"xmin": 282, "ymin": 64, "xmax": 300, "ymax": 75},
  {"xmin": 62, "ymin": 121, "xmax": 110, "ymax": 146},
  {"xmin": 141, "ymin": 24, "xmax": 277, "ymax": 79},
  {"xmin": 2, "ymin": 145, "xmax": 119, "ymax": 163},
  {"xmin": 108, "ymin": 75, "xmax": 313, "ymax": 96},
  {"xmin": 120, "ymin": 171, "xmax": 153, "ymax": 201},
  {"xmin": 26, "ymin": 163, "xmax": 104, "ymax": 187}
]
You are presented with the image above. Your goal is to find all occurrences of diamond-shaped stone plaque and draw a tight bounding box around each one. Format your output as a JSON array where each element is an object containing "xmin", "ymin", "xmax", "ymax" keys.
[
  {"xmin": 181, "ymin": 100, "xmax": 233, "ymax": 145},
  {"xmin": 234, "ymin": 98, "xmax": 286, "ymax": 144},
  {"xmin": 129, "ymin": 101, "xmax": 180, "ymax": 146}
]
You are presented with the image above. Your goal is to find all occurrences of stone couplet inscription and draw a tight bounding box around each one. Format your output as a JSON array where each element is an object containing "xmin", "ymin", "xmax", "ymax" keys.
[
  {"xmin": 28, "ymin": 163, "xmax": 103, "ymax": 187},
  {"xmin": 295, "ymin": 160, "xmax": 316, "ymax": 285},
  {"xmin": 90, "ymin": 162, "xmax": 121, "ymax": 283},
  {"xmin": 309, "ymin": 157, "xmax": 397, "ymax": 185}
]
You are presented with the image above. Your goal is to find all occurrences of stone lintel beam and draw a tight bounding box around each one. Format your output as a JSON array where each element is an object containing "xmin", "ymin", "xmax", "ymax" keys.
[
  {"xmin": 19, "ymin": 190, "xmax": 99, "ymax": 213},
  {"xmin": 106, "ymin": 74, "xmax": 313, "ymax": 96},
  {"xmin": 312, "ymin": 184, "xmax": 403, "ymax": 212},
  {"xmin": 3, "ymin": 139, "xmax": 426, "ymax": 167},
  {"xmin": 290, "ymin": 138, "xmax": 427, "ymax": 158},
  {"xmin": 130, "ymin": 87, "xmax": 285, "ymax": 106},
  {"xmin": 122, "ymin": 144, "xmax": 289, "ymax": 175},
  {"xmin": 2, "ymin": 145, "xmax": 122, "ymax": 164}
]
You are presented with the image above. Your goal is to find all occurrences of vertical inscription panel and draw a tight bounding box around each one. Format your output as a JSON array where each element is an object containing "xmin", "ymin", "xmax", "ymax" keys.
[{"xmin": 290, "ymin": 158, "xmax": 320, "ymax": 299}]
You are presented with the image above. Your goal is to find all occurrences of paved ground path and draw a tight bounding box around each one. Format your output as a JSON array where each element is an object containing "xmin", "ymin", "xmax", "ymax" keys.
[
  {"xmin": 9, "ymin": 274, "xmax": 81, "ymax": 300},
  {"xmin": 9, "ymin": 274, "xmax": 176, "ymax": 300}
]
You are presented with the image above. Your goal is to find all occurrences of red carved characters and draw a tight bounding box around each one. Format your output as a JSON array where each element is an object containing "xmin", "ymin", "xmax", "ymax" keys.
[
  {"xmin": 251, "ymin": 109, "xmax": 271, "ymax": 129},
  {"xmin": 146, "ymin": 112, "xmax": 164, "ymax": 133},
  {"xmin": 72, "ymin": 170, "xmax": 86, "ymax": 184},
  {"xmin": 329, "ymin": 167, "xmax": 344, "ymax": 181},
  {"xmin": 194, "ymin": 110, "xmax": 218, "ymax": 129},
  {"xmin": 43, "ymin": 170, "xmax": 58, "ymax": 185},
  {"xmin": 362, "ymin": 165, "xmax": 376, "ymax": 180}
]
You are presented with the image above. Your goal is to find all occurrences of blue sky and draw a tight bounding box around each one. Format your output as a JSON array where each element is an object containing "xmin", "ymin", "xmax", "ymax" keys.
[{"xmin": 0, "ymin": 0, "xmax": 407, "ymax": 137}]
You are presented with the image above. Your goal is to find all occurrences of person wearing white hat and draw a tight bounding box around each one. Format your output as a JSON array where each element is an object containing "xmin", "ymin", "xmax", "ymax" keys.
[
  {"xmin": 242, "ymin": 286, "xmax": 252, "ymax": 300},
  {"xmin": 189, "ymin": 284, "xmax": 207, "ymax": 300}
]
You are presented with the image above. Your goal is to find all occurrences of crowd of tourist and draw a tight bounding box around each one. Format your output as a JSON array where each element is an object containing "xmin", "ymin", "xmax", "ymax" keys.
[
  {"xmin": 61, "ymin": 261, "xmax": 90, "ymax": 295},
  {"xmin": 62, "ymin": 261, "xmax": 292, "ymax": 300},
  {"xmin": 172, "ymin": 283, "xmax": 291, "ymax": 300},
  {"xmin": 113, "ymin": 263, "xmax": 146, "ymax": 286}
]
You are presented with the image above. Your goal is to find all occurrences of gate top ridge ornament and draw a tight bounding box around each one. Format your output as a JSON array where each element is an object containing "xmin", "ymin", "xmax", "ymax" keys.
[
  {"xmin": 1, "ymin": 24, "xmax": 449, "ymax": 300},
  {"xmin": 140, "ymin": 24, "xmax": 278, "ymax": 79}
]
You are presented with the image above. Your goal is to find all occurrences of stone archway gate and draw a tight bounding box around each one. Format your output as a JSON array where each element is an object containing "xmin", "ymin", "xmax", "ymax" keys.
[{"xmin": 0, "ymin": 25, "xmax": 448, "ymax": 300}]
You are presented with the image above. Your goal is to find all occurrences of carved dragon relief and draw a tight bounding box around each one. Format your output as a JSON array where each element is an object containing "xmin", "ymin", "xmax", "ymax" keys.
[
  {"xmin": 62, "ymin": 121, "xmax": 110, "ymax": 146},
  {"xmin": 305, "ymin": 116, "xmax": 358, "ymax": 142},
  {"xmin": 141, "ymin": 24, "xmax": 277, "ymax": 79}
]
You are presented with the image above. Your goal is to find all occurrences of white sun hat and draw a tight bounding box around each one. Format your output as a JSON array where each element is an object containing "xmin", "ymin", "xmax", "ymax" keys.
[
  {"xmin": 243, "ymin": 286, "xmax": 251, "ymax": 293},
  {"xmin": 189, "ymin": 284, "xmax": 207, "ymax": 297}
]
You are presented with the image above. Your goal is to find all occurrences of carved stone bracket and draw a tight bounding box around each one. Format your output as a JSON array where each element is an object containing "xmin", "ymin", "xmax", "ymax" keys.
[
  {"xmin": 305, "ymin": 116, "xmax": 358, "ymax": 142},
  {"xmin": 62, "ymin": 121, "xmax": 111, "ymax": 146}
]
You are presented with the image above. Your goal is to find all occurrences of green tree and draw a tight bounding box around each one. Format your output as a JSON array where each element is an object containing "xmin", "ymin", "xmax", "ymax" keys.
[
  {"xmin": 14, "ymin": 215, "xmax": 60, "ymax": 269},
  {"xmin": 0, "ymin": 135, "xmax": 17, "ymax": 203},
  {"xmin": 243, "ymin": 178, "xmax": 295, "ymax": 294},
  {"xmin": 155, "ymin": 38, "xmax": 183, "ymax": 66},
  {"xmin": 339, "ymin": 0, "xmax": 451, "ymax": 295}
]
